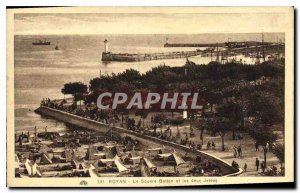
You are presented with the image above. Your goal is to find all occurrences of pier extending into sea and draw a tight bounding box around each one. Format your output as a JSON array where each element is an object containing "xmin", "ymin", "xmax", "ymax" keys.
[
  {"xmin": 102, "ymin": 50, "xmax": 201, "ymax": 62},
  {"xmin": 101, "ymin": 39, "xmax": 202, "ymax": 62}
]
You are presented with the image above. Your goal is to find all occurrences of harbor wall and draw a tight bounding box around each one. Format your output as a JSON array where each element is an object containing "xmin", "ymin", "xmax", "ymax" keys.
[
  {"xmin": 163, "ymin": 42, "xmax": 278, "ymax": 48},
  {"xmin": 164, "ymin": 43, "xmax": 226, "ymax": 47},
  {"xmin": 35, "ymin": 106, "xmax": 242, "ymax": 176},
  {"xmin": 102, "ymin": 51, "xmax": 201, "ymax": 62}
]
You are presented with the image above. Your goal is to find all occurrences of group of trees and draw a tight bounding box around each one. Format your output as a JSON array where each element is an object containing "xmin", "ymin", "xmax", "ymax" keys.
[
  {"xmin": 201, "ymin": 84, "xmax": 283, "ymax": 165},
  {"xmin": 61, "ymin": 82, "xmax": 88, "ymax": 108},
  {"xmin": 61, "ymin": 61, "xmax": 284, "ymax": 167},
  {"xmin": 88, "ymin": 62, "xmax": 283, "ymax": 93}
]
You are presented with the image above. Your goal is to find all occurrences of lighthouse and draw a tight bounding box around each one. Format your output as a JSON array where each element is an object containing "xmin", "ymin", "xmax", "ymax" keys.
[
  {"xmin": 104, "ymin": 39, "xmax": 109, "ymax": 53},
  {"xmin": 102, "ymin": 39, "xmax": 111, "ymax": 61}
]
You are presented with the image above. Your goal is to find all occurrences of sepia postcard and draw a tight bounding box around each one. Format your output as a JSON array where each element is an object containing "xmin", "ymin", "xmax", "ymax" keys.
[{"xmin": 6, "ymin": 7, "xmax": 294, "ymax": 187}]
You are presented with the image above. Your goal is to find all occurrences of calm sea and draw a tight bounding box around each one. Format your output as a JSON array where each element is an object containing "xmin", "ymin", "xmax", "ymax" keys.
[{"xmin": 14, "ymin": 33, "xmax": 283, "ymax": 133}]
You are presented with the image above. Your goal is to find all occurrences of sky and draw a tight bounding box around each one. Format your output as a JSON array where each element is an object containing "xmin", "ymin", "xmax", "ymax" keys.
[{"xmin": 14, "ymin": 12, "xmax": 288, "ymax": 35}]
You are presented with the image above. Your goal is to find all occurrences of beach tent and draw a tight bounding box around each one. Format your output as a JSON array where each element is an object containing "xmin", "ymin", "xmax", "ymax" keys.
[
  {"xmin": 99, "ymin": 158, "xmax": 115, "ymax": 164},
  {"xmin": 39, "ymin": 140, "xmax": 54, "ymax": 145},
  {"xmin": 94, "ymin": 152, "xmax": 106, "ymax": 158},
  {"xmin": 98, "ymin": 173, "xmax": 121, "ymax": 177},
  {"xmin": 24, "ymin": 159, "xmax": 33, "ymax": 175},
  {"xmin": 86, "ymin": 145, "xmax": 99, "ymax": 160},
  {"xmin": 157, "ymin": 153, "xmax": 186, "ymax": 166},
  {"xmin": 15, "ymin": 154, "xmax": 20, "ymax": 170},
  {"xmin": 157, "ymin": 153, "xmax": 173, "ymax": 160},
  {"xmin": 80, "ymin": 145, "xmax": 90, "ymax": 149},
  {"xmin": 25, "ymin": 159, "xmax": 42, "ymax": 177},
  {"xmin": 88, "ymin": 164, "xmax": 99, "ymax": 178},
  {"xmin": 147, "ymin": 148, "xmax": 162, "ymax": 151},
  {"xmin": 147, "ymin": 147, "xmax": 164, "ymax": 157},
  {"xmin": 51, "ymin": 148, "xmax": 65, "ymax": 154},
  {"xmin": 32, "ymin": 163, "xmax": 42, "ymax": 176},
  {"xmin": 40, "ymin": 153, "xmax": 52, "ymax": 164},
  {"xmin": 172, "ymin": 152, "xmax": 186, "ymax": 166},
  {"xmin": 143, "ymin": 157, "xmax": 157, "ymax": 169},
  {"xmin": 38, "ymin": 145, "xmax": 51, "ymax": 154},
  {"xmin": 114, "ymin": 155, "xmax": 129, "ymax": 173},
  {"xmin": 98, "ymin": 156, "xmax": 128, "ymax": 173},
  {"xmin": 129, "ymin": 156, "xmax": 141, "ymax": 165},
  {"xmin": 104, "ymin": 145, "xmax": 115, "ymax": 148}
]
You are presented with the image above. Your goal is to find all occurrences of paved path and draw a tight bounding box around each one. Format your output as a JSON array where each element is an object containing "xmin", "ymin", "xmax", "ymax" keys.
[{"xmin": 126, "ymin": 112, "xmax": 283, "ymax": 177}]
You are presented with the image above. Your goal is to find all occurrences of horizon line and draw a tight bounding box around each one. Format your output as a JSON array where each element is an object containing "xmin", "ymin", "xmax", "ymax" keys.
[{"xmin": 14, "ymin": 32, "xmax": 285, "ymax": 36}]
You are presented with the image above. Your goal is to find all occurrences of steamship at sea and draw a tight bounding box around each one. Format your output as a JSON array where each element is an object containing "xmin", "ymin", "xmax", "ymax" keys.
[{"xmin": 32, "ymin": 40, "xmax": 51, "ymax": 45}]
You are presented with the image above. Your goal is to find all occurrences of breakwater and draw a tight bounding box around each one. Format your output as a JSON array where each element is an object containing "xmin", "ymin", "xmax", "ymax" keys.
[
  {"xmin": 101, "ymin": 50, "xmax": 201, "ymax": 62},
  {"xmin": 35, "ymin": 106, "xmax": 242, "ymax": 176},
  {"xmin": 164, "ymin": 43, "xmax": 226, "ymax": 48}
]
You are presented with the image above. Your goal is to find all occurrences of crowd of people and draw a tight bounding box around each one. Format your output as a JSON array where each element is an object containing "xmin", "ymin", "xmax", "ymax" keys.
[{"xmin": 40, "ymin": 98, "xmax": 206, "ymax": 152}]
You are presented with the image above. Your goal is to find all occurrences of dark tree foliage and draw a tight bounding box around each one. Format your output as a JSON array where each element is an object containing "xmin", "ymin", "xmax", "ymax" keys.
[
  {"xmin": 152, "ymin": 113, "xmax": 167, "ymax": 124},
  {"xmin": 249, "ymin": 122, "xmax": 278, "ymax": 145},
  {"xmin": 62, "ymin": 82, "xmax": 87, "ymax": 96},
  {"xmin": 217, "ymin": 101, "xmax": 242, "ymax": 140},
  {"xmin": 272, "ymin": 143, "xmax": 285, "ymax": 166},
  {"xmin": 61, "ymin": 82, "xmax": 87, "ymax": 109},
  {"xmin": 247, "ymin": 91, "xmax": 283, "ymax": 125},
  {"xmin": 207, "ymin": 116, "xmax": 232, "ymax": 151},
  {"xmin": 170, "ymin": 118, "xmax": 185, "ymax": 127},
  {"xmin": 88, "ymin": 63, "xmax": 283, "ymax": 94}
]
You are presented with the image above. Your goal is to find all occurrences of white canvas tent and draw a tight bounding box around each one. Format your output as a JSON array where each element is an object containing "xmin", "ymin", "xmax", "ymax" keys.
[
  {"xmin": 129, "ymin": 156, "xmax": 141, "ymax": 165},
  {"xmin": 157, "ymin": 153, "xmax": 172, "ymax": 160},
  {"xmin": 15, "ymin": 154, "xmax": 20, "ymax": 170},
  {"xmin": 99, "ymin": 155, "xmax": 129, "ymax": 173},
  {"xmin": 157, "ymin": 153, "xmax": 186, "ymax": 166},
  {"xmin": 173, "ymin": 152, "xmax": 186, "ymax": 166},
  {"xmin": 143, "ymin": 157, "xmax": 157, "ymax": 169},
  {"xmin": 114, "ymin": 155, "xmax": 129, "ymax": 173},
  {"xmin": 25, "ymin": 159, "xmax": 42, "ymax": 177},
  {"xmin": 99, "ymin": 158, "xmax": 115, "ymax": 164},
  {"xmin": 88, "ymin": 164, "xmax": 99, "ymax": 178},
  {"xmin": 40, "ymin": 153, "xmax": 52, "ymax": 164}
]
